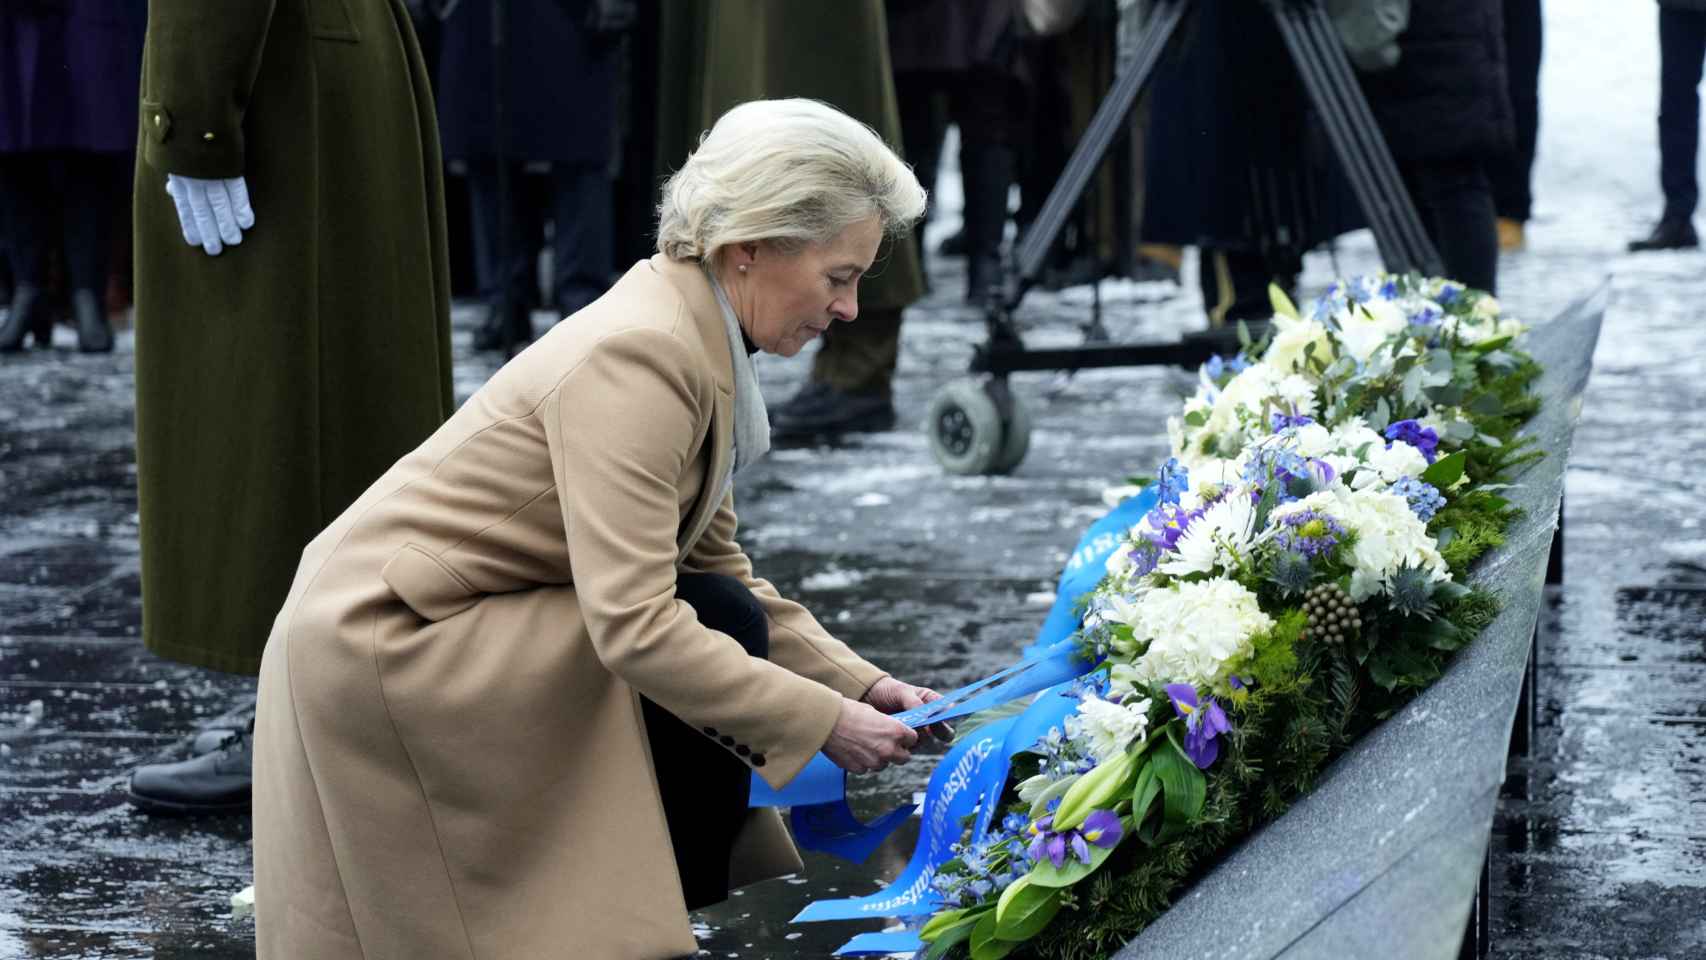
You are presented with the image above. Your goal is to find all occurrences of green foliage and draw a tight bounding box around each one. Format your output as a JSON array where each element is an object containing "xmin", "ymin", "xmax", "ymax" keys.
[{"xmin": 1237, "ymin": 609, "xmax": 1305, "ymax": 688}]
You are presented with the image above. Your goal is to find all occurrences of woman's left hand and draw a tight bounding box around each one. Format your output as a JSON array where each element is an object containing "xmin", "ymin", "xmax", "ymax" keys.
[{"xmin": 862, "ymin": 677, "xmax": 954, "ymax": 742}]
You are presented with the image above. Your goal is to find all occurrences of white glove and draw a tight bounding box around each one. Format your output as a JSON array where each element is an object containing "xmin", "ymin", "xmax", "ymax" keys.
[{"xmin": 165, "ymin": 174, "xmax": 255, "ymax": 256}]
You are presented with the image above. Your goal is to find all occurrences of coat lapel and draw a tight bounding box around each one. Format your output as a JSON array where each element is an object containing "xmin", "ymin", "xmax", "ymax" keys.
[{"xmin": 651, "ymin": 255, "xmax": 738, "ymax": 561}]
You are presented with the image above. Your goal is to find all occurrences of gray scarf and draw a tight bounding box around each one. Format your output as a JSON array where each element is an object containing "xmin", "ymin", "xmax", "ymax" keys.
[{"xmin": 704, "ymin": 267, "xmax": 771, "ymax": 489}]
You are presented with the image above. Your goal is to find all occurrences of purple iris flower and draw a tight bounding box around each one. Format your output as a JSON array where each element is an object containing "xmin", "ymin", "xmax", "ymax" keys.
[
  {"xmin": 1142, "ymin": 502, "xmax": 1202, "ymax": 552},
  {"xmin": 1026, "ymin": 809, "xmax": 1124, "ymax": 868},
  {"xmin": 1305, "ymin": 457, "xmax": 1336, "ymax": 487},
  {"xmin": 1165, "ymin": 684, "xmax": 1232, "ymax": 769},
  {"xmin": 1383, "ymin": 419, "xmax": 1440, "ymax": 463}
]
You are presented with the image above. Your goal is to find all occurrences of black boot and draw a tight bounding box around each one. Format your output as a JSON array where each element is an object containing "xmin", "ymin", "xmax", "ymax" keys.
[
  {"xmin": 769, "ymin": 382, "xmax": 895, "ymax": 439},
  {"xmin": 0, "ymin": 283, "xmax": 38, "ymax": 352},
  {"xmin": 1627, "ymin": 218, "xmax": 1699, "ymax": 252},
  {"xmin": 127, "ymin": 725, "xmax": 252, "ymax": 816},
  {"xmin": 73, "ymin": 288, "xmax": 112, "ymax": 353},
  {"xmin": 961, "ymin": 144, "xmax": 1016, "ymax": 305}
]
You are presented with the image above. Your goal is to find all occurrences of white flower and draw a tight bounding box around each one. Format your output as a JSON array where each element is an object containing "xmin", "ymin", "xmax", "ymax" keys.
[
  {"xmin": 1016, "ymin": 773, "xmax": 1055, "ymax": 807},
  {"xmin": 1272, "ymin": 487, "xmax": 1450, "ymax": 601},
  {"xmin": 1349, "ymin": 439, "xmax": 1430, "ymax": 491},
  {"xmin": 1262, "ymin": 313, "xmax": 1332, "ymax": 373},
  {"xmin": 1291, "ymin": 422, "xmax": 1335, "ymax": 458},
  {"xmin": 1159, "ymin": 494, "xmax": 1256, "ymax": 576},
  {"xmin": 1127, "ymin": 578, "xmax": 1273, "ymax": 689},
  {"xmin": 1334, "ymin": 301, "xmax": 1408, "ymax": 362},
  {"xmin": 1273, "ymin": 374, "xmax": 1318, "ymax": 415},
  {"xmin": 1076, "ymin": 696, "xmax": 1153, "ymax": 763}
]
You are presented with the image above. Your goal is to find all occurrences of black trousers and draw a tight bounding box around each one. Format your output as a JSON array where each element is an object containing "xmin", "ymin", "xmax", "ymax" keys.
[
  {"xmin": 1660, "ymin": 7, "xmax": 1706, "ymax": 223},
  {"xmin": 1490, "ymin": 0, "xmax": 1543, "ymax": 222},
  {"xmin": 1400, "ymin": 158, "xmax": 1499, "ymax": 295},
  {"xmin": 466, "ymin": 159, "xmax": 614, "ymax": 318},
  {"xmin": 640, "ymin": 571, "xmax": 768, "ymax": 911},
  {"xmin": 0, "ymin": 151, "xmax": 124, "ymax": 292}
]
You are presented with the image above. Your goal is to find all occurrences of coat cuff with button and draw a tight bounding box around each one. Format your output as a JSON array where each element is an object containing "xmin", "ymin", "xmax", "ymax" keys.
[{"xmin": 139, "ymin": 0, "xmax": 274, "ymax": 179}]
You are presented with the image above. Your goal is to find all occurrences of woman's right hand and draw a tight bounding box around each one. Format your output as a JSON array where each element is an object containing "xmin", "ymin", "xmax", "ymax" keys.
[{"xmin": 823, "ymin": 698, "xmax": 919, "ymax": 774}]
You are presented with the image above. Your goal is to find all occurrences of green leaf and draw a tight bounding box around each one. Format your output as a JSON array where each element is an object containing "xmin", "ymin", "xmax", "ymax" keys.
[
  {"xmin": 994, "ymin": 876, "xmax": 1063, "ymax": 940},
  {"xmin": 1470, "ymin": 334, "xmax": 1514, "ymax": 353},
  {"xmin": 920, "ymin": 908, "xmax": 974, "ymax": 943},
  {"xmin": 1131, "ymin": 756, "xmax": 1162, "ymax": 827},
  {"xmin": 1237, "ymin": 319, "xmax": 1252, "ymax": 350},
  {"xmin": 1028, "ymin": 774, "xmax": 1080, "ymax": 821},
  {"xmin": 1420, "ymin": 450, "xmax": 1467, "ymax": 488},
  {"xmin": 1148, "ymin": 731, "xmax": 1206, "ymax": 841},
  {"xmin": 1370, "ymin": 397, "xmax": 1392, "ymax": 432},
  {"xmin": 1469, "ymin": 392, "xmax": 1504, "ymax": 416},
  {"xmin": 970, "ymin": 910, "xmax": 1018, "ymax": 960},
  {"xmin": 1184, "ymin": 409, "xmax": 1209, "ymax": 428},
  {"xmin": 1053, "ymin": 750, "xmax": 1137, "ymax": 831},
  {"xmin": 1427, "ymin": 348, "xmax": 1455, "ymax": 374},
  {"xmin": 1269, "ymin": 283, "xmax": 1300, "ymax": 319}
]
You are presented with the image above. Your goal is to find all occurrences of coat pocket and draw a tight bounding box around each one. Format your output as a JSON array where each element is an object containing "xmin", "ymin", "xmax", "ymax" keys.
[
  {"xmin": 309, "ymin": 0, "xmax": 362, "ymax": 42},
  {"xmin": 380, "ymin": 544, "xmax": 479, "ymax": 622}
]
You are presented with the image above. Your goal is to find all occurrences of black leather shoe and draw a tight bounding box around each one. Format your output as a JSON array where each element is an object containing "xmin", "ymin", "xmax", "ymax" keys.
[
  {"xmin": 770, "ymin": 384, "xmax": 895, "ymax": 439},
  {"xmin": 73, "ymin": 289, "xmax": 113, "ymax": 353},
  {"xmin": 191, "ymin": 726, "xmax": 245, "ymax": 756},
  {"xmin": 0, "ymin": 284, "xmax": 39, "ymax": 352},
  {"xmin": 127, "ymin": 728, "xmax": 252, "ymax": 815},
  {"xmin": 1627, "ymin": 218, "xmax": 1699, "ymax": 252}
]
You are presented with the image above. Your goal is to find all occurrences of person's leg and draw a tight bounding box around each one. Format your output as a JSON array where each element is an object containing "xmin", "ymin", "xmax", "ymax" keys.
[
  {"xmin": 955, "ymin": 65, "xmax": 1021, "ymax": 304},
  {"xmin": 1491, "ymin": 0, "xmax": 1542, "ymax": 246},
  {"xmin": 0, "ymin": 153, "xmax": 52, "ymax": 351},
  {"xmin": 466, "ymin": 159, "xmax": 535, "ymax": 350},
  {"xmin": 61, "ymin": 152, "xmax": 117, "ymax": 352},
  {"xmin": 548, "ymin": 161, "xmax": 614, "ymax": 320},
  {"xmin": 640, "ymin": 572, "xmax": 769, "ymax": 910},
  {"xmin": 1659, "ymin": 9, "xmax": 1706, "ymax": 226},
  {"xmin": 1403, "ymin": 159, "xmax": 1499, "ymax": 294}
]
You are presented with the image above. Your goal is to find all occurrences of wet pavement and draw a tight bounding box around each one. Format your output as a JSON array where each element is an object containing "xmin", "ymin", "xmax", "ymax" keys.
[{"xmin": 4, "ymin": 3, "xmax": 1705, "ymax": 957}]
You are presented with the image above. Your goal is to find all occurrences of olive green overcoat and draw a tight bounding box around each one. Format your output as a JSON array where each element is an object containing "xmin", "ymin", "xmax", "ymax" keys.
[
  {"xmin": 133, "ymin": 0, "xmax": 453, "ymax": 674},
  {"xmin": 661, "ymin": 0, "xmax": 925, "ymax": 312}
]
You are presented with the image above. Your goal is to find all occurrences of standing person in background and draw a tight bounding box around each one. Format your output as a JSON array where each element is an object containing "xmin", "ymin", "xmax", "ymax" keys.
[
  {"xmin": 125, "ymin": 0, "xmax": 454, "ymax": 815},
  {"xmin": 1361, "ymin": 0, "xmax": 1514, "ymax": 294},
  {"xmin": 434, "ymin": 0, "xmax": 626, "ymax": 353},
  {"xmin": 1491, "ymin": 0, "xmax": 1542, "ymax": 251},
  {"xmin": 1630, "ymin": 0, "xmax": 1706, "ymax": 251},
  {"xmin": 887, "ymin": 0, "xmax": 1027, "ymax": 305},
  {"xmin": 0, "ymin": 0, "xmax": 145, "ymax": 352},
  {"xmin": 672, "ymin": 0, "xmax": 926, "ymax": 439}
]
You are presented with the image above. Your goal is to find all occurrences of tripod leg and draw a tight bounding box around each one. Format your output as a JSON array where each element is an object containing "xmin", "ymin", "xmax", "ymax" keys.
[
  {"xmin": 1267, "ymin": 3, "xmax": 1414, "ymax": 272},
  {"xmin": 1010, "ymin": 0, "xmax": 1189, "ymax": 302},
  {"xmin": 1298, "ymin": 4, "xmax": 1444, "ymax": 276}
]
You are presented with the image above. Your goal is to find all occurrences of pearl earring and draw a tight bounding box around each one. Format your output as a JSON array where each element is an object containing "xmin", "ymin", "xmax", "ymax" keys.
[{"xmin": 738, "ymin": 264, "xmax": 748, "ymax": 273}]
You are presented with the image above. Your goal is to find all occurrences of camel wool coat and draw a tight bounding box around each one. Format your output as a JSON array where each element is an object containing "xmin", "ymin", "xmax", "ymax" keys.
[{"xmin": 253, "ymin": 255, "xmax": 887, "ymax": 959}]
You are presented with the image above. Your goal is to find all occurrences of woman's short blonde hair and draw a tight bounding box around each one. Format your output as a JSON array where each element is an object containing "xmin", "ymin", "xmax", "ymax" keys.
[{"xmin": 656, "ymin": 98, "xmax": 927, "ymax": 262}]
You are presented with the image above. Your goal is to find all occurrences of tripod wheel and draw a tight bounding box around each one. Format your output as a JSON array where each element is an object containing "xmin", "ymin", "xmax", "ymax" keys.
[{"xmin": 927, "ymin": 379, "xmax": 1031, "ymax": 475}]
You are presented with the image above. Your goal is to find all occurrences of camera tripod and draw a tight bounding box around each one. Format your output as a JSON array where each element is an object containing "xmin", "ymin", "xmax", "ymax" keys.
[{"xmin": 926, "ymin": 0, "xmax": 1445, "ymax": 475}]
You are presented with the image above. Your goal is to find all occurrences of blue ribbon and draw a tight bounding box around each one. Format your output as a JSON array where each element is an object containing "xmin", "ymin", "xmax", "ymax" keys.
[{"xmin": 761, "ymin": 488, "xmax": 1157, "ymax": 935}]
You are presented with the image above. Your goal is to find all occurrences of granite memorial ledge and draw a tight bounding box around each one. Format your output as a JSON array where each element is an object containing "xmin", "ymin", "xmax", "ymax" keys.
[{"xmin": 1112, "ymin": 282, "xmax": 1609, "ymax": 960}]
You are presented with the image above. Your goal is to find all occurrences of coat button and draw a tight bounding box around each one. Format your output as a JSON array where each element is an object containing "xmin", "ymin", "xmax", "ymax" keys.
[
  {"xmin": 702, "ymin": 726, "xmax": 718, "ymax": 737},
  {"xmin": 719, "ymin": 735, "xmax": 735, "ymax": 747},
  {"xmin": 750, "ymin": 754, "xmax": 766, "ymax": 767},
  {"xmin": 735, "ymin": 744, "xmax": 750, "ymax": 756},
  {"xmin": 202, "ymin": 131, "xmax": 216, "ymax": 142}
]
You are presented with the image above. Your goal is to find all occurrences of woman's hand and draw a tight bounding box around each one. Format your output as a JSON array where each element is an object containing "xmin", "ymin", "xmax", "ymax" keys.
[
  {"xmin": 861, "ymin": 677, "xmax": 954, "ymax": 743},
  {"xmin": 823, "ymin": 699, "xmax": 919, "ymax": 775}
]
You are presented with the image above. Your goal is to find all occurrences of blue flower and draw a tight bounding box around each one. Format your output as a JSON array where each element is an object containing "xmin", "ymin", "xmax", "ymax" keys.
[
  {"xmin": 1269, "ymin": 411, "xmax": 1316, "ymax": 433},
  {"xmin": 1002, "ymin": 813, "xmax": 1030, "ymax": 835},
  {"xmin": 1156, "ymin": 457, "xmax": 1190, "ymax": 505},
  {"xmin": 1384, "ymin": 419, "xmax": 1440, "ymax": 463},
  {"xmin": 1272, "ymin": 509, "xmax": 1346, "ymax": 558},
  {"xmin": 1437, "ymin": 281, "xmax": 1463, "ymax": 304},
  {"xmin": 1390, "ymin": 476, "xmax": 1446, "ymax": 521}
]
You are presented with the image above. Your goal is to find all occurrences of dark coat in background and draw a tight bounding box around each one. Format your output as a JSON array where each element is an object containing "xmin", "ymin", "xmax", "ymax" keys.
[
  {"xmin": 663, "ymin": 0, "xmax": 924, "ymax": 314},
  {"xmin": 886, "ymin": 0, "xmax": 1014, "ymax": 74},
  {"xmin": 133, "ymin": 0, "xmax": 454, "ymax": 674},
  {"xmin": 0, "ymin": 0, "xmax": 145, "ymax": 154},
  {"xmin": 434, "ymin": 0, "xmax": 619, "ymax": 166},
  {"xmin": 1141, "ymin": 0, "xmax": 1361, "ymax": 250},
  {"xmin": 1360, "ymin": 0, "xmax": 1515, "ymax": 162}
]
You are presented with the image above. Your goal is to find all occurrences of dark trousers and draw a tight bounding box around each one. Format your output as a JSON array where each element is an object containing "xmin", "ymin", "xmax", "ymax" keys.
[
  {"xmin": 1660, "ymin": 8, "xmax": 1706, "ymax": 223},
  {"xmin": 1400, "ymin": 158, "xmax": 1499, "ymax": 295},
  {"xmin": 640, "ymin": 572, "xmax": 768, "ymax": 911},
  {"xmin": 0, "ymin": 151, "xmax": 122, "ymax": 292},
  {"xmin": 1490, "ymin": 0, "xmax": 1543, "ymax": 222},
  {"xmin": 467, "ymin": 160, "xmax": 614, "ymax": 318}
]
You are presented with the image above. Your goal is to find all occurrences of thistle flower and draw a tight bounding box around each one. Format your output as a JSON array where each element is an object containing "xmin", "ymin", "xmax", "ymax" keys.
[
  {"xmin": 1268, "ymin": 549, "xmax": 1316, "ymax": 596},
  {"xmin": 1386, "ymin": 562, "xmax": 1440, "ymax": 620}
]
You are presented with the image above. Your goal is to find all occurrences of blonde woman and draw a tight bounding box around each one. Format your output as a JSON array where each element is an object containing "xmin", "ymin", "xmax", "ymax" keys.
[{"xmin": 252, "ymin": 99, "xmax": 941, "ymax": 958}]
